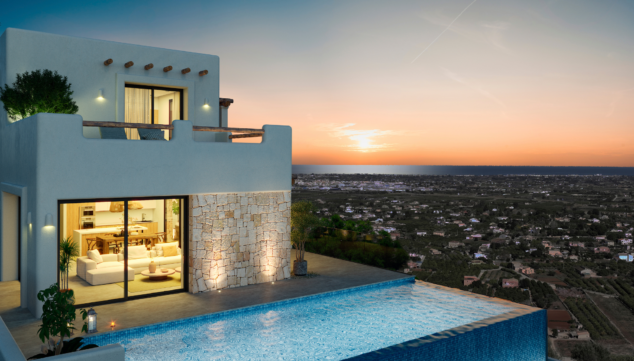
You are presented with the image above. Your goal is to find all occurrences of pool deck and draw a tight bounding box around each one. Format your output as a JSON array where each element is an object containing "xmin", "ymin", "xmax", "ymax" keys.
[{"xmin": 0, "ymin": 251, "xmax": 410, "ymax": 358}]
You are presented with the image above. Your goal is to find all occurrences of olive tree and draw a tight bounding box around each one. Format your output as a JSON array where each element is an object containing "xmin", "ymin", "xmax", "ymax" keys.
[{"xmin": 0, "ymin": 69, "xmax": 78, "ymax": 122}]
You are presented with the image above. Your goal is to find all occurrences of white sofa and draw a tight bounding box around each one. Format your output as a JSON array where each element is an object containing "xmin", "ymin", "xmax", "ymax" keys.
[
  {"xmin": 77, "ymin": 245, "xmax": 182, "ymax": 285},
  {"xmin": 77, "ymin": 254, "xmax": 135, "ymax": 286}
]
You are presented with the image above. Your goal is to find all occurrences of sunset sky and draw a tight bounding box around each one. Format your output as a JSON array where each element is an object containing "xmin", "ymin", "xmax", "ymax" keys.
[{"xmin": 3, "ymin": 0, "xmax": 634, "ymax": 166}]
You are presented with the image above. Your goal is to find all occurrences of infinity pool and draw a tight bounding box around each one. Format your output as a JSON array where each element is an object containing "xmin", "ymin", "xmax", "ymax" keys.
[{"xmin": 88, "ymin": 278, "xmax": 547, "ymax": 360}]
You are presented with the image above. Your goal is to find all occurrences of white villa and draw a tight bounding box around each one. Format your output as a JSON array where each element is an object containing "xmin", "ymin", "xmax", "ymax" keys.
[{"xmin": 0, "ymin": 28, "xmax": 292, "ymax": 317}]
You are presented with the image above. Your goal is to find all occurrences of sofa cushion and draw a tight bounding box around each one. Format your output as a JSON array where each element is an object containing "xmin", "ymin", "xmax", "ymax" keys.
[
  {"xmin": 86, "ymin": 267, "xmax": 134, "ymax": 286},
  {"xmin": 125, "ymin": 258, "xmax": 152, "ymax": 269},
  {"xmin": 87, "ymin": 250, "xmax": 103, "ymax": 264},
  {"xmin": 155, "ymin": 242, "xmax": 179, "ymax": 257},
  {"xmin": 96, "ymin": 262, "xmax": 122, "ymax": 269},
  {"xmin": 156, "ymin": 255, "xmax": 181, "ymax": 266},
  {"xmin": 128, "ymin": 245, "xmax": 147, "ymax": 259}
]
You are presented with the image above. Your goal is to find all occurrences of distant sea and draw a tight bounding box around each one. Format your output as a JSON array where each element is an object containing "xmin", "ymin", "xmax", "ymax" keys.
[{"xmin": 292, "ymin": 165, "xmax": 634, "ymax": 176}]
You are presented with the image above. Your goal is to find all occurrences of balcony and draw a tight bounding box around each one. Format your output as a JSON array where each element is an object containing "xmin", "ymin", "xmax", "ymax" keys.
[{"xmin": 1, "ymin": 113, "xmax": 292, "ymax": 201}]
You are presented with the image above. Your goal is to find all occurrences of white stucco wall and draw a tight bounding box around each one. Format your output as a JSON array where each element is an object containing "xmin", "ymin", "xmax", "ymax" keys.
[
  {"xmin": 0, "ymin": 113, "xmax": 291, "ymax": 317},
  {"xmin": 0, "ymin": 28, "xmax": 220, "ymax": 141}
]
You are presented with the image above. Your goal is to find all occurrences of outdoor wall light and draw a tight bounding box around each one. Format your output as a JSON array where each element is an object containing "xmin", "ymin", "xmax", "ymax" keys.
[
  {"xmin": 203, "ymin": 98, "xmax": 209, "ymax": 108},
  {"xmin": 27, "ymin": 212, "xmax": 32, "ymax": 226},
  {"xmin": 97, "ymin": 89, "xmax": 104, "ymax": 100},
  {"xmin": 87, "ymin": 308, "xmax": 98, "ymax": 333},
  {"xmin": 110, "ymin": 321, "xmax": 115, "ymax": 330},
  {"xmin": 44, "ymin": 213, "xmax": 54, "ymax": 227}
]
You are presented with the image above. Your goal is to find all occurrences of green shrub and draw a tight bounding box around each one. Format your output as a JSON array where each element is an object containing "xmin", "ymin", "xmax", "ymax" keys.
[{"xmin": 0, "ymin": 69, "xmax": 78, "ymax": 122}]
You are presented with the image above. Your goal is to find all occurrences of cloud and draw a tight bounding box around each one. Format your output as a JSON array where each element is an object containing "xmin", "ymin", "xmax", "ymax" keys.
[
  {"xmin": 314, "ymin": 123, "xmax": 408, "ymax": 153},
  {"xmin": 441, "ymin": 67, "xmax": 506, "ymax": 108},
  {"xmin": 411, "ymin": 0, "xmax": 478, "ymax": 63},
  {"xmin": 480, "ymin": 21, "xmax": 511, "ymax": 53}
]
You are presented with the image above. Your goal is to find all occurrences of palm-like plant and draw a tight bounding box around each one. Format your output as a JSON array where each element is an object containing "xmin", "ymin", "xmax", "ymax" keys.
[
  {"xmin": 59, "ymin": 237, "xmax": 79, "ymax": 292},
  {"xmin": 291, "ymin": 201, "xmax": 318, "ymax": 264}
]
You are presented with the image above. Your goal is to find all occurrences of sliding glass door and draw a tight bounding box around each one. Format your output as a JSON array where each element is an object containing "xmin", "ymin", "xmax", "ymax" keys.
[
  {"xmin": 58, "ymin": 196, "xmax": 188, "ymax": 307},
  {"xmin": 124, "ymin": 85, "xmax": 184, "ymax": 140}
]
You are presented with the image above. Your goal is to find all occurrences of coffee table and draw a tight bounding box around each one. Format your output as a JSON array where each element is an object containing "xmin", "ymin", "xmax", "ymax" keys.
[
  {"xmin": 141, "ymin": 269, "xmax": 175, "ymax": 280},
  {"xmin": 175, "ymin": 267, "xmax": 181, "ymax": 273}
]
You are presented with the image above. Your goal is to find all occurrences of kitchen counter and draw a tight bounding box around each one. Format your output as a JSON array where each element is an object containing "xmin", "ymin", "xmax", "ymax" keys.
[{"xmin": 74, "ymin": 225, "xmax": 148, "ymax": 256}]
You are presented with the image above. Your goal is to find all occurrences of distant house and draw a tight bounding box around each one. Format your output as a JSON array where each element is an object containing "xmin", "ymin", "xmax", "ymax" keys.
[
  {"xmin": 471, "ymin": 234, "xmax": 482, "ymax": 240},
  {"xmin": 474, "ymin": 253, "xmax": 487, "ymax": 259},
  {"xmin": 594, "ymin": 246, "xmax": 610, "ymax": 254},
  {"xmin": 549, "ymin": 249, "xmax": 563, "ymax": 257},
  {"xmin": 464, "ymin": 276, "xmax": 479, "ymax": 286},
  {"xmin": 569, "ymin": 241, "xmax": 585, "ymax": 248},
  {"xmin": 430, "ymin": 249, "xmax": 442, "ymax": 255},
  {"xmin": 448, "ymin": 241, "xmax": 464, "ymax": 248},
  {"xmin": 542, "ymin": 241, "xmax": 552, "ymax": 249},
  {"xmin": 433, "ymin": 231, "xmax": 446, "ymax": 237},
  {"xmin": 502, "ymin": 279, "xmax": 519, "ymax": 288},
  {"xmin": 519, "ymin": 266, "xmax": 535, "ymax": 275},
  {"xmin": 621, "ymin": 239, "xmax": 633, "ymax": 245},
  {"xmin": 568, "ymin": 255, "xmax": 579, "ymax": 262},
  {"xmin": 470, "ymin": 218, "xmax": 480, "ymax": 223},
  {"xmin": 416, "ymin": 230, "xmax": 427, "ymax": 236}
]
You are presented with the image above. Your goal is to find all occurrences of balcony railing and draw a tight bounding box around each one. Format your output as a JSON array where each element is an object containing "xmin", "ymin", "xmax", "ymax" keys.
[{"xmin": 82, "ymin": 121, "xmax": 264, "ymax": 139}]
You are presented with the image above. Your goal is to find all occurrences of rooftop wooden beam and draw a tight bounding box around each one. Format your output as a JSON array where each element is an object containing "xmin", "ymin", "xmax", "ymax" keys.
[
  {"xmin": 228, "ymin": 133, "xmax": 263, "ymax": 139},
  {"xmin": 199, "ymin": 70, "xmax": 208, "ymax": 76},
  {"xmin": 125, "ymin": 61, "xmax": 134, "ymax": 68},
  {"xmin": 144, "ymin": 63, "xmax": 154, "ymax": 70},
  {"xmin": 193, "ymin": 126, "xmax": 264, "ymax": 134},
  {"xmin": 219, "ymin": 98, "xmax": 234, "ymax": 108},
  {"xmin": 104, "ymin": 59, "xmax": 113, "ymax": 66},
  {"xmin": 181, "ymin": 68, "xmax": 191, "ymax": 74},
  {"xmin": 163, "ymin": 66, "xmax": 173, "ymax": 72}
]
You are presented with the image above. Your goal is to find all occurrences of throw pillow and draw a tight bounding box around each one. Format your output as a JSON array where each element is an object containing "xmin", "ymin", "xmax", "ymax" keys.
[
  {"xmin": 162, "ymin": 244, "xmax": 178, "ymax": 257},
  {"xmin": 87, "ymin": 250, "xmax": 103, "ymax": 264},
  {"xmin": 155, "ymin": 241, "xmax": 179, "ymax": 257}
]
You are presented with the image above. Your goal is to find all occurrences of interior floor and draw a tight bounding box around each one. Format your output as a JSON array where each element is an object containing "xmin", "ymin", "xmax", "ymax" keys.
[{"xmin": 68, "ymin": 266, "xmax": 182, "ymax": 305}]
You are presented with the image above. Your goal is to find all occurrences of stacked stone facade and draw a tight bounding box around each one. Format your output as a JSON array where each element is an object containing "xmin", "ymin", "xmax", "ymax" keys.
[{"xmin": 188, "ymin": 191, "xmax": 291, "ymax": 293}]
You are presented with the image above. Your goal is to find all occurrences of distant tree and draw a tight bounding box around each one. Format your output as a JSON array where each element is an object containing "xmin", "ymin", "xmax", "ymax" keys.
[{"xmin": 0, "ymin": 69, "xmax": 78, "ymax": 122}]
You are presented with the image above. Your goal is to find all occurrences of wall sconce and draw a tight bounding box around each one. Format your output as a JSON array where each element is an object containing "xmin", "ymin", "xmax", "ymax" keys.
[
  {"xmin": 27, "ymin": 212, "xmax": 32, "ymax": 226},
  {"xmin": 110, "ymin": 321, "xmax": 115, "ymax": 330},
  {"xmin": 98, "ymin": 89, "xmax": 104, "ymax": 100},
  {"xmin": 87, "ymin": 308, "xmax": 98, "ymax": 333},
  {"xmin": 203, "ymin": 98, "xmax": 209, "ymax": 108},
  {"xmin": 44, "ymin": 213, "xmax": 54, "ymax": 227}
]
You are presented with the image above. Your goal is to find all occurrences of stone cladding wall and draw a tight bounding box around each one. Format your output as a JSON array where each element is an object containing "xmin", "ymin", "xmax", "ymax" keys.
[{"xmin": 188, "ymin": 191, "xmax": 291, "ymax": 293}]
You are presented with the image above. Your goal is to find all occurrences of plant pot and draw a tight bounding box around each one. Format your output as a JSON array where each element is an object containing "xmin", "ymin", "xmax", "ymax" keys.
[
  {"xmin": 293, "ymin": 260, "xmax": 308, "ymax": 276},
  {"xmin": 148, "ymin": 260, "xmax": 157, "ymax": 273}
]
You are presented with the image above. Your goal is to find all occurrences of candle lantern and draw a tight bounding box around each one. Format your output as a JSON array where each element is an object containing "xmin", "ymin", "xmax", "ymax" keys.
[{"xmin": 87, "ymin": 308, "xmax": 98, "ymax": 333}]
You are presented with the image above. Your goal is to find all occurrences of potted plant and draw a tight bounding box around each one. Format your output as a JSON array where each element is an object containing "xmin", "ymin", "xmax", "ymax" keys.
[
  {"xmin": 59, "ymin": 237, "xmax": 79, "ymax": 293},
  {"xmin": 29, "ymin": 284, "xmax": 98, "ymax": 358},
  {"xmin": 291, "ymin": 201, "xmax": 318, "ymax": 276}
]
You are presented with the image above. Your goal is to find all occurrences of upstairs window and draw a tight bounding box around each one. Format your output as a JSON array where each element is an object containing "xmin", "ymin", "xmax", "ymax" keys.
[{"xmin": 124, "ymin": 85, "xmax": 183, "ymax": 139}]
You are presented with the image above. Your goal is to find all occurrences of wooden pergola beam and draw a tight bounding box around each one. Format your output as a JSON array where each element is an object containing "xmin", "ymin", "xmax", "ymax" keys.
[
  {"xmin": 125, "ymin": 61, "xmax": 134, "ymax": 68},
  {"xmin": 144, "ymin": 63, "xmax": 154, "ymax": 70},
  {"xmin": 83, "ymin": 121, "xmax": 264, "ymax": 134},
  {"xmin": 104, "ymin": 59, "xmax": 113, "ymax": 66},
  {"xmin": 163, "ymin": 66, "xmax": 173, "ymax": 72},
  {"xmin": 181, "ymin": 68, "xmax": 191, "ymax": 74},
  {"xmin": 199, "ymin": 70, "xmax": 208, "ymax": 76},
  {"xmin": 228, "ymin": 133, "xmax": 263, "ymax": 139}
]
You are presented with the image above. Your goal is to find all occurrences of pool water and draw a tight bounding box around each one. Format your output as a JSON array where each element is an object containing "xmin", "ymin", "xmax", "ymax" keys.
[{"xmin": 89, "ymin": 279, "xmax": 523, "ymax": 360}]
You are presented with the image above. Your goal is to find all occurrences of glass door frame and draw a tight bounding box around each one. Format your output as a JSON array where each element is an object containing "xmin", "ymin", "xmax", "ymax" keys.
[
  {"xmin": 57, "ymin": 195, "xmax": 189, "ymax": 309},
  {"xmin": 124, "ymin": 84, "xmax": 184, "ymax": 125}
]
